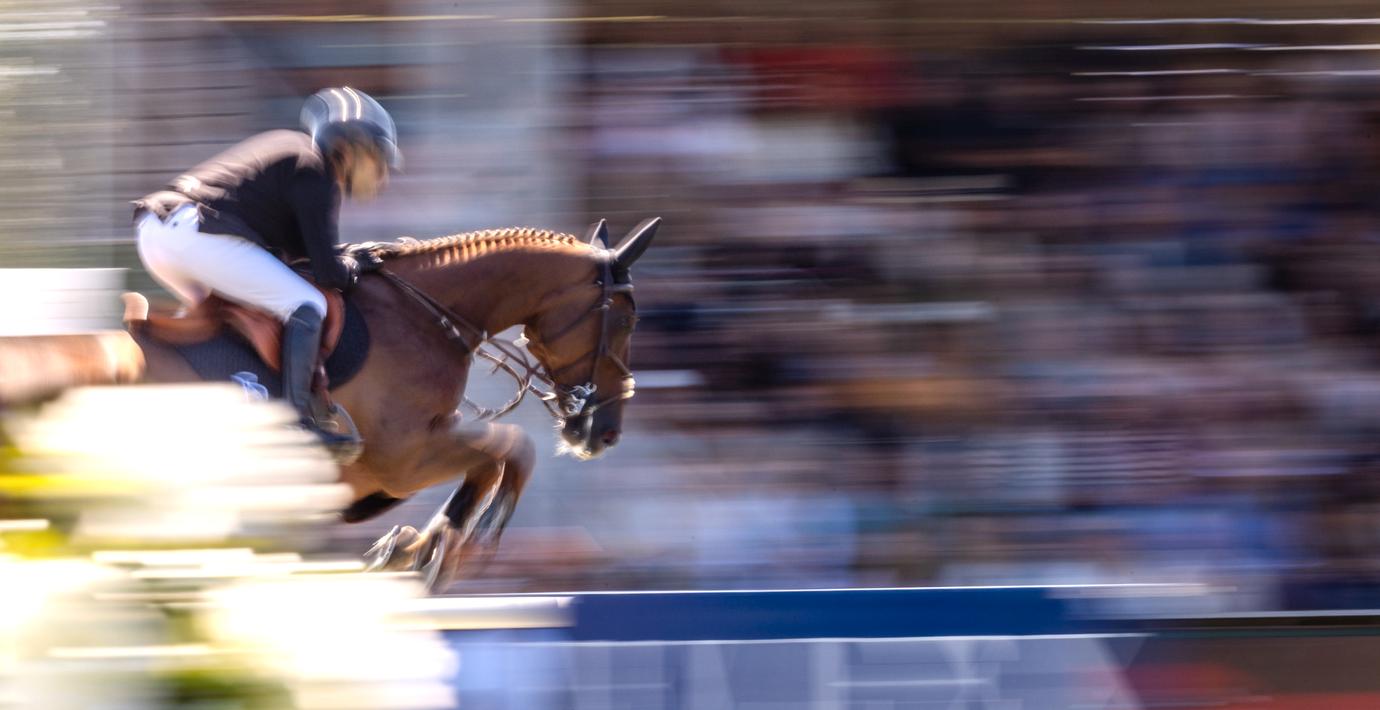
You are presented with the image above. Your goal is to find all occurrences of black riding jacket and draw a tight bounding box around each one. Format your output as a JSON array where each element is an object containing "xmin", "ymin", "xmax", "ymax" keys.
[{"xmin": 133, "ymin": 130, "xmax": 352, "ymax": 291}]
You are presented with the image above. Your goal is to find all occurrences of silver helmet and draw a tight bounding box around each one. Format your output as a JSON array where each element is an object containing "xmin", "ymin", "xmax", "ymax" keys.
[{"xmin": 300, "ymin": 87, "xmax": 402, "ymax": 170}]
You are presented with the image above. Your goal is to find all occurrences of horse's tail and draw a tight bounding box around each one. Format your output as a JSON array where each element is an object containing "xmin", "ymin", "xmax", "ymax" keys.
[{"xmin": 0, "ymin": 330, "xmax": 145, "ymax": 407}]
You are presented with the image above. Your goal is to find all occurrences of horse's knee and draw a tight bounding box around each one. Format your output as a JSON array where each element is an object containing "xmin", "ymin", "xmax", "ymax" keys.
[
  {"xmin": 492, "ymin": 425, "xmax": 535, "ymax": 473},
  {"xmin": 512, "ymin": 434, "xmax": 536, "ymax": 475}
]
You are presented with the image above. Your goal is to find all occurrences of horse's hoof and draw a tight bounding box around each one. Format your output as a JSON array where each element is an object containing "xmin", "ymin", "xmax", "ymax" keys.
[
  {"xmin": 416, "ymin": 530, "xmax": 509, "ymax": 594},
  {"xmin": 416, "ymin": 527, "xmax": 452, "ymax": 593},
  {"xmin": 363, "ymin": 525, "xmax": 422, "ymax": 572}
]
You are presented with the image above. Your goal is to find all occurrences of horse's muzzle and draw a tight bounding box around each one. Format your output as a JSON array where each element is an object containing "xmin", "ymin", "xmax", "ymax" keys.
[{"xmin": 558, "ymin": 413, "xmax": 619, "ymax": 459}]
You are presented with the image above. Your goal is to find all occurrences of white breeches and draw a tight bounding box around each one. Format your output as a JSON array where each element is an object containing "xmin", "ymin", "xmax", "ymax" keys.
[{"xmin": 136, "ymin": 205, "xmax": 326, "ymax": 323}]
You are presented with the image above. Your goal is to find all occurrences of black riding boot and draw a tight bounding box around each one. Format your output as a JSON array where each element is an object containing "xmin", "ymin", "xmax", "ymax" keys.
[{"xmin": 282, "ymin": 304, "xmax": 361, "ymax": 460}]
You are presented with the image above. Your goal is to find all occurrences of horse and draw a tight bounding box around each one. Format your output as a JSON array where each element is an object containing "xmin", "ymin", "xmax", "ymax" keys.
[{"xmin": 0, "ymin": 217, "xmax": 658, "ymax": 591}]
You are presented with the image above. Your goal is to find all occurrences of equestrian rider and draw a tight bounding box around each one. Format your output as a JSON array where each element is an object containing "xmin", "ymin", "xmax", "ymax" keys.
[{"xmin": 132, "ymin": 87, "xmax": 401, "ymax": 452}]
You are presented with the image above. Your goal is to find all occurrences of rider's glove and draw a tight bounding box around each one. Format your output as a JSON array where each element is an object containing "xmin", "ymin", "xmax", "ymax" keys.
[
  {"xmin": 337, "ymin": 245, "xmax": 386, "ymax": 273},
  {"xmin": 337, "ymin": 254, "xmax": 361, "ymax": 288},
  {"xmin": 355, "ymin": 249, "xmax": 386, "ymax": 273}
]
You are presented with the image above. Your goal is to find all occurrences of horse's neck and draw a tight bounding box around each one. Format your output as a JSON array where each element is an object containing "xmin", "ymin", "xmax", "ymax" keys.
[{"xmin": 389, "ymin": 248, "xmax": 587, "ymax": 336}]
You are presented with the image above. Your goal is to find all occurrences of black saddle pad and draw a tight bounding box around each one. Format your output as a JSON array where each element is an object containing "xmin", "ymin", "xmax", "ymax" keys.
[{"xmin": 170, "ymin": 297, "xmax": 370, "ymax": 397}]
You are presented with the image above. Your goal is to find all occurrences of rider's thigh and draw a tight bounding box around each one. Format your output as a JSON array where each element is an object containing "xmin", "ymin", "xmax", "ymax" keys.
[{"xmin": 174, "ymin": 231, "xmax": 327, "ymax": 323}]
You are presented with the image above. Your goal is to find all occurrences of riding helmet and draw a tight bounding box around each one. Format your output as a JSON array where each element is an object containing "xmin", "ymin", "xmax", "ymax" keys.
[{"xmin": 300, "ymin": 87, "xmax": 403, "ymax": 171}]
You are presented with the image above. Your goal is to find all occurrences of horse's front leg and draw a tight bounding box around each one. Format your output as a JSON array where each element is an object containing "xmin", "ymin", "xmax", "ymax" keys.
[{"xmin": 364, "ymin": 422, "xmax": 535, "ymax": 591}]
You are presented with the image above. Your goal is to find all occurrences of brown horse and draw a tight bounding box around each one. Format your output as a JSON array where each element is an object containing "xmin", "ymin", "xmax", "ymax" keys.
[{"xmin": 0, "ymin": 218, "xmax": 658, "ymax": 591}]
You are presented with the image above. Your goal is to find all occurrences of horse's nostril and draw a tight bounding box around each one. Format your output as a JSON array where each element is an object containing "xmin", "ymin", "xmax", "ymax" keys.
[{"xmin": 601, "ymin": 430, "xmax": 620, "ymax": 447}]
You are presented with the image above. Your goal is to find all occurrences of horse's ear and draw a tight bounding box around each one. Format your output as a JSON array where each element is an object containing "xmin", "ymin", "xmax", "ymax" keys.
[
  {"xmin": 613, "ymin": 217, "xmax": 660, "ymax": 269},
  {"xmin": 585, "ymin": 219, "xmax": 609, "ymax": 248}
]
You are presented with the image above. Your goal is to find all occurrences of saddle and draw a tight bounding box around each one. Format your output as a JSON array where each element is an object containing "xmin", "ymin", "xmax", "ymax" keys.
[{"xmin": 124, "ymin": 287, "xmax": 346, "ymax": 385}]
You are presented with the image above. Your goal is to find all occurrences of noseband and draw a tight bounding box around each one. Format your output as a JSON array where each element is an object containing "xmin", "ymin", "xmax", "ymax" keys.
[{"xmin": 371, "ymin": 255, "xmax": 634, "ymax": 424}]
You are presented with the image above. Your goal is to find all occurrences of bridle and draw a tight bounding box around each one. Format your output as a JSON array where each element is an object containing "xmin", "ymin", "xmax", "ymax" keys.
[
  {"xmin": 532, "ymin": 256, "xmax": 637, "ymax": 421},
  {"xmin": 370, "ymin": 254, "xmax": 635, "ymax": 425}
]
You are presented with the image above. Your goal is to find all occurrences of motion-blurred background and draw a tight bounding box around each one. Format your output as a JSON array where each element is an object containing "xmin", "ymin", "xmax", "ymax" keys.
[{"xmin": 9, "ymin": 0, "xmax": 1380, "ymax": 611}]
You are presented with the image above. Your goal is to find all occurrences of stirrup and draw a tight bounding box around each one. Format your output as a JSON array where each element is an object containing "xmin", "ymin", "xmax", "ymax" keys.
[{"xmin": 301, "ymin": 408, "xmax": 363, "ymax": 465}]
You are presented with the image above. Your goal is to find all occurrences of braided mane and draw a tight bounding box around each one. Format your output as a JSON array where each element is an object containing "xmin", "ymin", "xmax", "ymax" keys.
[{"xmin": 365, "ymin": 226, "xmax": 584, "ymax": 262}]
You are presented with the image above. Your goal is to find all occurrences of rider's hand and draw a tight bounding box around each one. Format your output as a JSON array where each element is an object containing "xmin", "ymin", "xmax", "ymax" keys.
[
  {"xmin": 355, "ymin": 249, "xmax": 386, "ymax": 273},
  {"xmin": 337, "ymin": 254, "xmax": 361, "ymax": 288}
]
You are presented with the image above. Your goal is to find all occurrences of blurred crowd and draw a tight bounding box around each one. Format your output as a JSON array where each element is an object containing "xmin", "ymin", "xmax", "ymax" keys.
[{"xmin": 493, "ymin": 35, "xmax": 1380, "ymax": 610}]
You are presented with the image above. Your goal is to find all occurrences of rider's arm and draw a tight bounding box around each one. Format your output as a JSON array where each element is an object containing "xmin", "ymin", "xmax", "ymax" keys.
[{"xmin": 291, "ymin": 172, "xmax": 353, "ymax": 291}]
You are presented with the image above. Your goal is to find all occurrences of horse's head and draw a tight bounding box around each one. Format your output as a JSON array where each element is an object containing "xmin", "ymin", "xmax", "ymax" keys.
[{"xmin": 521, "ymin": 218, "xmax": 658, "ymax": 460}]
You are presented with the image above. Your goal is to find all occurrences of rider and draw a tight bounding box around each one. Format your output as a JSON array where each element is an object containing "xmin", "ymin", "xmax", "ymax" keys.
[{"xmin": 132, "ymin": 87, "xmax": 402, "ymax": 452}]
